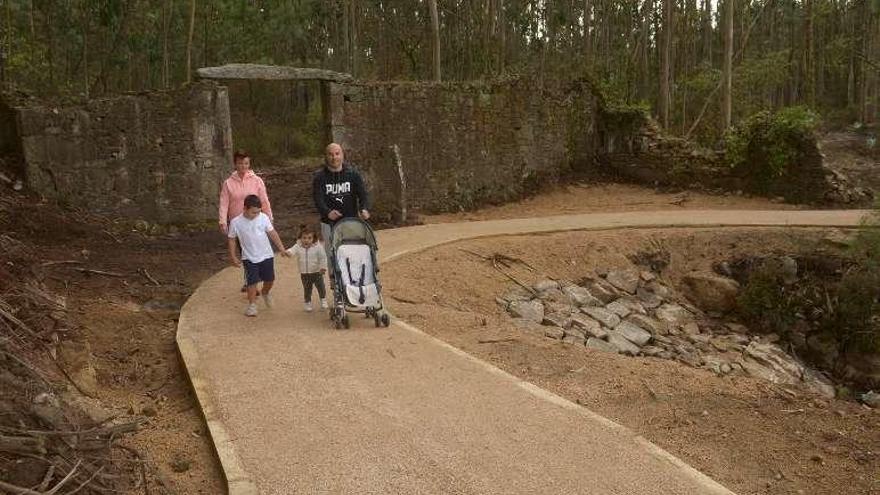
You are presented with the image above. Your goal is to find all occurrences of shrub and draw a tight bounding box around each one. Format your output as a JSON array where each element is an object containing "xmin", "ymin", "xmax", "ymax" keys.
[
  {"xmin": 819, "ymin": 267, "xmax": 880, "ymax": 354},
  {"xmin": 852, "ymin": 200, "xmax": 880, "ymax": 267},
  {"xmin": 723, "ymin": 106, "xmax": 819, "ymax": 193},
  {"xmin": 736, "ymin": 259, "xmax": 799, "ymax": 335}
]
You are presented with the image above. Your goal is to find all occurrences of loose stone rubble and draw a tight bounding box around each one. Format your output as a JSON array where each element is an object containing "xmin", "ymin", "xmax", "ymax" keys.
[{"xmin": 498, "ymin": 268, "xmax": 836, "ymax": 398}]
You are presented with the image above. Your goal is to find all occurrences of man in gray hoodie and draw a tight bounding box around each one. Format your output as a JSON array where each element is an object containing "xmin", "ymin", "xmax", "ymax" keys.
[{"xmin": 312, "ymin": 143, "xmax": 371, "ymax": 288}]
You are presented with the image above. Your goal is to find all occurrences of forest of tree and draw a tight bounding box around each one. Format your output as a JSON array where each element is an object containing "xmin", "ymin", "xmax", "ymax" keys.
[{"xmin": 1, "ymin": 0, "xmax": 879, "ymax": 143}]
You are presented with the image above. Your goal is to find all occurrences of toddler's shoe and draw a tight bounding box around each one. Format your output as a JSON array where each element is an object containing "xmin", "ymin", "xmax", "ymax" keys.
[
  {"xmin": 304, "ymin": 302, "xmax": 314, "ymax": 312},
  {"xmin": 320, "ymin": 299, "xmax": 329, "ymax": 310},
  {"xmin": 263, "ymin": 293, "xmax": 273, "ymax": 308},
  {"xmin": 245, "ymin": 303, "xmax": 258, "ymax": 317}
]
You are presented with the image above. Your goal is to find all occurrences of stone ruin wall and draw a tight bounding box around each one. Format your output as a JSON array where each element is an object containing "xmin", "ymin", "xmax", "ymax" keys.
[
  {"xmin": 7, "ymin": 82, "xmax": 232, "ymax": 224},
  {"xmin": 327, "ymin": 78, "xmax": 601, "ymax": 220}
]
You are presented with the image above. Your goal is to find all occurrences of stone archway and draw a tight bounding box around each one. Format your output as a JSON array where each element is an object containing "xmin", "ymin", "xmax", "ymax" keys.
[
  {"xmin": 197, "ymin": 63, "xmax": 352, "ymax": 153},
  {"xmin": 197, "ymin": 64, "xmax": 354, "ymax": 228}
]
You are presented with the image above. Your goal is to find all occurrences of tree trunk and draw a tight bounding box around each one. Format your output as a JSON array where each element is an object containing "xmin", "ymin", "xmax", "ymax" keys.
[
  {"xmin": 162, "ymin": 0, "xmax": 172, "ymax": 88},
  {"xmin": 186, "ymin": 0, "xmax": 196, "ymax": 84},
  {"xmin": 498, "ymin": 0, "xmax": 506, "ymax": 73},
  {"xmin": 722, "ymin": 0, "xmax": 734, "ymax": 130},
  {"xmin": 82, "ymin": 5, "xmax": 89, "ymax": 99},
  {"xmin": 429, "ymin": 0, "xmax": 441, "ymax": 81},
  {"xmin": 702, "ymin": 0, "xmax": 712, "ymax": 66},
  {"xmin": 350, "ymin": 0, "xmax": 358, "ymax": 78},
  {"xmin": 641, "ymin": 0, "xmax": 653, "ymax": 98},
  {"xmin": 804, "ymin": 0, "xmax": 815, "ymax": 107},
  {"xmin": 659, "ymin": 0, "xmax": 672, "ymax": 128},
  {"xmin": 583, "ymin": 0, "xmax": 592, "ymax": 66}
]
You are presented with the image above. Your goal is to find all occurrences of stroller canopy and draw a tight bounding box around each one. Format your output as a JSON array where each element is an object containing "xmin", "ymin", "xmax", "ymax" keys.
[{"xmin": 331, "ymin": 218, "xmax": 379, "ymax": 250}]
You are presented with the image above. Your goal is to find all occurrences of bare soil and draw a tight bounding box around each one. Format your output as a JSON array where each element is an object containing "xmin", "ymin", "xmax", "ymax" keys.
[
  {"xmin": 1, "ymin": 193, "xmax": 226, "ymax": 494},
  {"xmin": 821, "ymin": 131, "xmax": 880, "ymax": 195},
  {"xmin": 383, "ymin": 227, "xmax": 880, "ymax": 495},
  {"xmin": 423, "ymin": 182, "xmax": 799, "ymax": 224}
]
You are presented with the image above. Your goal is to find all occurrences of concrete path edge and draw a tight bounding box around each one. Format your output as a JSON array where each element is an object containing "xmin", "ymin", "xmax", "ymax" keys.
[{"xmin": 177, "ymin": 210, "xmax": 871, "ymax": 494}]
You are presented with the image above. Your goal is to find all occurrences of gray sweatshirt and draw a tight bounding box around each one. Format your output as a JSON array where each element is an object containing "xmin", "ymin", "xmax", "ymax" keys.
[{"xmin": 287, "ymin": 241, "xmax": 328, "ymax": 274}]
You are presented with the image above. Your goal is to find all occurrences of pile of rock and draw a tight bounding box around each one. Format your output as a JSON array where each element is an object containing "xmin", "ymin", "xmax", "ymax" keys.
[{"xmin": 497, "ymin": 268, "xmax": 836, "ymax": 398}]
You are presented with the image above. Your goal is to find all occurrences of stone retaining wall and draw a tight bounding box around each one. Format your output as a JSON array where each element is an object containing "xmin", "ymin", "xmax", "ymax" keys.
[{"xmin": 11, "ymin": 82, "xmax": 232, "ymax": 223}]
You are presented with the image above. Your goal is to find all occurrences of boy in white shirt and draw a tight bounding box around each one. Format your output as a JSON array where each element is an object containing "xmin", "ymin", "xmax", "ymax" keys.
[{"xmin": 227, "ymin": 195, "xmax": 290, "ymax": 316}]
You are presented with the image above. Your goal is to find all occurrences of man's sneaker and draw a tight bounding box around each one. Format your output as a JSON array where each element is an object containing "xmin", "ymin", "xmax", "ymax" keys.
[
  {"xmin": 304, "ymin": 302, "xmax": 314, "ymax": 312},
  {"xmin": 244, "ymin": 303, "xmax": 258, "ymax": 317},
  {"xmin": 263, "ymin": 293, "xmax": 273, "ymax": 308},
  {"xmin": 320, "ymin": 299, "xmax": 329, "ymax": 310}
]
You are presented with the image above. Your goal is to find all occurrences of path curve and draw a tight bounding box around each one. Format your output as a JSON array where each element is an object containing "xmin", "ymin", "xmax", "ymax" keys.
[{"xmin": 177, "ymin": 209, "xmax": 870, "ymax": 495}]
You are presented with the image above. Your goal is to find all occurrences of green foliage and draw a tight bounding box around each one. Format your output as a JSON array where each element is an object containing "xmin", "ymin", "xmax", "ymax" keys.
[
  {"xmin": 723, "ymin": 106, "xmax": 819, "ymax": 192},
  {"xmin": 736, "ymin": 260, "xmax": 799, "ymax": 336},
  {"xmin": 852, "ymin": 201, "xmax": 880, "ymax": 267},
  {"xmin": 819, "ymin": 268, "xmax": 880, "ymax": 354},
  {"xmin": 600, "ymin": 101, "xmax": 651, "ymax": 136},
  {"xmin": 738, "ymin": 253, "xmax": 880, "ymax": 356}
]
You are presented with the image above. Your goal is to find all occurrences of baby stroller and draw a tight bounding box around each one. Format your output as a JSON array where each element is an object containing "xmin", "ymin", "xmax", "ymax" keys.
[{"xmin": 328, "ymin": 217, "xmax": 391, "ymax": 329}]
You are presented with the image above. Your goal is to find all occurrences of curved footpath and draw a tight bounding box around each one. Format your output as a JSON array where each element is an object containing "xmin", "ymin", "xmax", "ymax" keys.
[{"xmin": 177, "ymin": 209, "xmax": 870, "ymax": 495}]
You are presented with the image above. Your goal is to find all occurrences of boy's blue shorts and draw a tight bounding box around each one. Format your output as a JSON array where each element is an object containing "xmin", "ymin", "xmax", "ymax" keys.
[{"xmin": 243, "ymin": 258, "xmax": 275, "ymax": 286}]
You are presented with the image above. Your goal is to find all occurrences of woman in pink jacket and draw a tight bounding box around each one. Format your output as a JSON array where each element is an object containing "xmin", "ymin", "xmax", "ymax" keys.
[
  {"xmin": 219, "ymin": 151, "xmax": 274, "ymax": 291},
  {"xmin": 219, "ymin": 150, "xmax": 273, "ymax": 234}
]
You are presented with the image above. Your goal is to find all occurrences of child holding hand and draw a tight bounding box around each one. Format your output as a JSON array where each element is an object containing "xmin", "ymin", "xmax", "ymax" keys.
[{"xmin": 287, "ymin": 225, "xmax": 329, "ymax": 312}]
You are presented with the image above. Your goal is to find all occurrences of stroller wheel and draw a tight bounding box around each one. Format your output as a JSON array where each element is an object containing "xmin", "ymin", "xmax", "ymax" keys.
[
  {"xmin": 334, "ymin": 319, "xmax": 342, "ymax": 330},
  {"xmin": 342, "ymin": 315, "xmax": 350, "ymax": 329},
  {"xmin": 373, "ymin": 313, "xmax": 381, "ymax": 327},
  {"xmin": 381, "ymin": 314, "xmax": 391, "ymax": 327}
]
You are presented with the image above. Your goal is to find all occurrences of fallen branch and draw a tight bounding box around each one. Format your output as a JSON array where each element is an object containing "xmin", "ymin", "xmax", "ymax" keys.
[
  {"xmin": 102, "ymin": 230, "xmax": 122, "ymax": 244},
  {"xmin": 0, "ymin": 479, "xmax": 43, "ymax": 495},
  {"xmin": 641, "ymin": 379, "xmax": 664, "ymax": 401},
  {"xmin": 492, "ymin": 259, "xmax": 539, "ymax": 297},
  {"xmin": 389, "ymin": 295, "xmax": 420, "ymax": 304},
  {"xmin": 72, "ymin": 268, "xmax": 126, "ymax": 278},
  {"xmin": 0, "ymin": 461, "xmax": 81, "ymax": 495},
  {"xmin": 41, "ymin": 260, "xmax": 83, "ymax": 267},
  {"xmin": 138, "ymin": 268, "xmax": 160, "ymax": 286},
  {"xmin": 37, "ymin": 465, "xmax": 56, "ymax": 491},
  {"xmin": 44, "ymin": 460, "xmax": 82, "ymax": 495},
  {"xmin": 477, "ymin": 338, "xmax": 517, "ymax": 344},
  {"xmin": 11, "ymin": 419, "xmax": 143, "ymax": 438},
  {"xmin": 459, "ymin": 248, "xmax": 537, "ymax": 272},
  {"xmin": 64, "ymin": 464, "xmax": 105, "ymax": 495},
  {"xmin": 0, "ymin": 302, "xmax": 42, "ymax": 341},
  {"xmin": 0, "ymin": 434, "xmax": 47, "ymax": 455}
]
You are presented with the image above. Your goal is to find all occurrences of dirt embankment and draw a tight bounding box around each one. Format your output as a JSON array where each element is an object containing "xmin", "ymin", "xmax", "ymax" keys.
[
  {"xmin": 384, "ymin": 227, "xmax": 880, "ymax": 495},
  {"xmin": 1, "ymin": 189, "xmax": 225, "ymax": 493}
]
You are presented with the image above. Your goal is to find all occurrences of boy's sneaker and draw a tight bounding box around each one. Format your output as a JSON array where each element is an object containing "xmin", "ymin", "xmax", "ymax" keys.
[
  {"xmin": 304, "ymin": 302, "xmax": 314, "ymax": 312},
  {"xmin": 244, "ymin": 303, "xmax": 258, "ymax": 317},
  {"xmin": 240, "ymin": 285, "xmax": 260, "ymax": 296},
  {"xmin": 263, "ymin": 293, "xmax": 273, "ymax": 308},
  {"xmin": 320, "ymin": 299, "xmax": 329, "ymax": 310}
]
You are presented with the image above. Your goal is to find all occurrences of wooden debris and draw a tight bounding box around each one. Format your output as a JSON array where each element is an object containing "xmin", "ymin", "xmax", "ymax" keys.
[
  {"xmin": 72, "ymin": 268, "xmax": 126, "ymax": 278},
  {"xmin": 477, "ymin": 338, "xmax": 518, "ymax": 344},
  {"xmin": 138, "ymin": 268, "xmax": 160, "ymax": 286}
]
